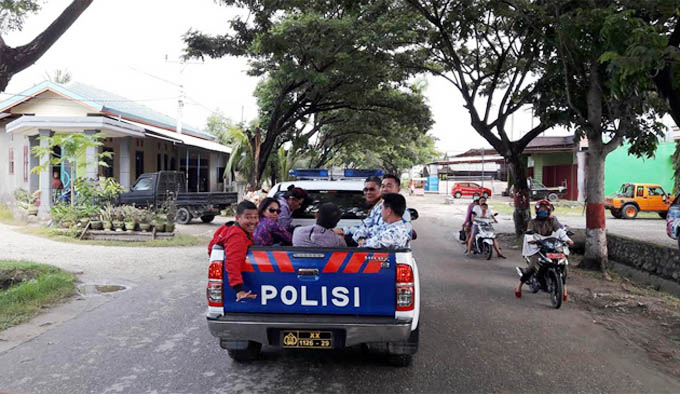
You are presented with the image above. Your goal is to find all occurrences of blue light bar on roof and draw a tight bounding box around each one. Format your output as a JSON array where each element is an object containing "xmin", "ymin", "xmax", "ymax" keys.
[
  {"xmin": 289, "ymin": 169, "xmax": 329, "ymax": 179},
  {"xmin": 343, "ymin": 169, "xmax": 385, "ymax": 178}
]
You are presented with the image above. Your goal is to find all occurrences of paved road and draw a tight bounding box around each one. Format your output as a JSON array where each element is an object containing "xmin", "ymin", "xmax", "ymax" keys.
[
  {"xmin": 1, "ymin": 208, "xmax": 679, "ymax": 393},
  {"xmin": 418, "ymin": 194, "xmax": 675, "ymax": 248}
]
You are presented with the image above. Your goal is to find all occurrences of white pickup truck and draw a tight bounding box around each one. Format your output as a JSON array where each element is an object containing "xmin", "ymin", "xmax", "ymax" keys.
[{"xmin": 206, "ymin": 171, "xmax": 420, "ymax": 366}]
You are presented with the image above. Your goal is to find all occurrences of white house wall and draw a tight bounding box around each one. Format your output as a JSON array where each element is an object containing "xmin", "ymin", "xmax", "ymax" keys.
[{"xmin": 0, "ymin": 124, "xmax": 31, "ymax": 202}]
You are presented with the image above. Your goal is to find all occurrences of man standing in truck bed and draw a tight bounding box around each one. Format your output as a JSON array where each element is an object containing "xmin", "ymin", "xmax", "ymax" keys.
[{"xmin": 208, "ymin": 200, "xmax": 260, "ymax": 302}]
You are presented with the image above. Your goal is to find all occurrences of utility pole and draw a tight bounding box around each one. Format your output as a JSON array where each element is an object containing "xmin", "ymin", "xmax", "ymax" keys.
[
  {"xmin": 177, "ymin": 57, "xmax": 185, "ymax": 135},
  {"xmin": 481, "ymin": 147, "xmax": 485, "ymax": 189}
]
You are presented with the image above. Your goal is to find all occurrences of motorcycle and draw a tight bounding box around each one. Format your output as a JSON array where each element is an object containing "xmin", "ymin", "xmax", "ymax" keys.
[
  {"xmin": 516, "ymin": 228, "xmax": 573, "ymax": 309},
  {"xmin": 470, "ymin": 216, "xmax": 497, "ymax": 260}
]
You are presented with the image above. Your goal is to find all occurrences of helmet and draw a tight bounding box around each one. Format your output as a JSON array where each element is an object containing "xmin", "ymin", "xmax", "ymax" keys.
[{"xmin": 535, "ymin": 200, "xmax": 554, "ymax": 216}]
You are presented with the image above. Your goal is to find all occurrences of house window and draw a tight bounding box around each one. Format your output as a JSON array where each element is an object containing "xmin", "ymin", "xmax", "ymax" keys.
[
  {"xmin": 23, "ymin": 145, "xmax": 29, "ymax": 182},
  {"xmin": 9, "ymin": 147, "xmax": 14, "ymax": 175}
]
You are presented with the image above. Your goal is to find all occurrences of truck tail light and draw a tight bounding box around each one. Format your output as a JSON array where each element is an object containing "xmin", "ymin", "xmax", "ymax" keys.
[
  {"xmin": 207, "ymin": 261, "xmax": 223, "ymax": 307},
  {"xmin": 396, "ymin": 264, "xmax": 414, "ymax": 311}
]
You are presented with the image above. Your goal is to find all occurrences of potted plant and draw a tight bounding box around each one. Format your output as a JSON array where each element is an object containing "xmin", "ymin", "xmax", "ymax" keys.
[
  {"xmin": 99, "ymin": 203, "xmax": 113, "ymax": 231},
  {"xmin": 138, "ymin": 209, "xmax": 152, "ymax": 232},
  {"xmin": 123, "ymin": 206, "xmax": 138, "ymax": 232},
  {"xmin": 152, "ymin": 212, "xmax": 166, "ymax": 232},
  {"xmin": 112, "ymin": 207, "xmax": 124, "ymax": 232}
]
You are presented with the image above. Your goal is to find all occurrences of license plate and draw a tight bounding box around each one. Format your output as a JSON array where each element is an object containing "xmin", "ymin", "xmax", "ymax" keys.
[
  {"xmin": 546, "ymin": 253, "xmax": 565, "ymax": 259},
  {"xmin": 281, "ymin": 330, "xmax": 333, "ymax": 349}
]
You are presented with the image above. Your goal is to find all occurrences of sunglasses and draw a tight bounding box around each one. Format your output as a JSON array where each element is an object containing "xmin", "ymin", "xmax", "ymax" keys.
[
  {"xmin": 363, "ymin": 187, "xmax": 378, "ymax": 192},
  {"xmin": 268, "ymin": 208, "xmax": 282, "ymax": 214}
]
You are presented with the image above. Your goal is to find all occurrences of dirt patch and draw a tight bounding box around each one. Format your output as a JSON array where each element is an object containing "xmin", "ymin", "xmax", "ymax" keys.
[
  {"xmin": 0, "ymin": 268, "xmax": 40, "ymax": 291},
  {"xmin": 498, "ymin": 233, "xmax": 680, "ymax": 379}
]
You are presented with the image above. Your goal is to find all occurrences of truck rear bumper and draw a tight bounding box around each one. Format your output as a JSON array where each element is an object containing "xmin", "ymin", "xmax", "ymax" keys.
[{"xmin": 207, "ymin": 313, "xmax": 412, "ymax": 347}]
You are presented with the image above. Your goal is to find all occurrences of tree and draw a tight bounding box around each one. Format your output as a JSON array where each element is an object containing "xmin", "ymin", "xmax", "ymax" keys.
[
  {"xmin": 184, "ymin": 0, "xmax": 425, "ymax": 188},
  {"xmin": 595, "ymin": 2, "xmax": 680, "ymax": 127},
  {"xmin": 404, "ymin": 0, "xmax": 556, "ymax": 235},
  {"xmin": 0, "ymin": 0, "xmax": 93, "ymax": 92},
  {"xmin": 534, "ymin": 1, "xmax": 666, "ymax": 270},
  {"xmin": 45, "ymin": 68, "xmax": 71, "ymax": 84},
  {"xmin": 31, "ymin": 133, "xmax": 112, "ymax": 207}
]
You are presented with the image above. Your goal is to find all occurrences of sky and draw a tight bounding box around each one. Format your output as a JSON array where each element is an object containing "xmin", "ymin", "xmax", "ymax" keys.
[{"xmin": 3, "ymin": 0, "xmax": 569, "ymax": 155}]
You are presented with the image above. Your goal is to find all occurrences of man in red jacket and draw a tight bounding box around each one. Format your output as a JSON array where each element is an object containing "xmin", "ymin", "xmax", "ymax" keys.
[{"xmin": 208, "ymin": 200, "xmax": 259, "ymax": 302}]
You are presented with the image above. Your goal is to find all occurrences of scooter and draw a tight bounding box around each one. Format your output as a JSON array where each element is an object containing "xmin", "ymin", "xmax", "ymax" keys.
[
  {"xmin": 516, "ymin": 228, "xmax": 573, "ymax": 309},
  {"xmin": 470, "ymin": 216, "xmax": 497, "ymax": 260}
]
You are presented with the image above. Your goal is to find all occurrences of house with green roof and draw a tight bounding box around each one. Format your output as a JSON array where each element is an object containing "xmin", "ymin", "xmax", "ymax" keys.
[{"xmin": 0, "ymin": 81, "xmax": 231, "ymax": 216}]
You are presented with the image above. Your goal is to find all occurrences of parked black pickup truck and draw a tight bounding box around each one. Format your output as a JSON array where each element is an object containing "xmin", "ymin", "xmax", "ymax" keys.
[{"xmin": 118, "ymin": 171, "xmax": 237, "ymax": 224}]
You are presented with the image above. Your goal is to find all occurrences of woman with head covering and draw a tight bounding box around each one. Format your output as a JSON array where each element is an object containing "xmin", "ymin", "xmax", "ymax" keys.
[
  {"xmin": 253, "ymin": 197, "xmax": 292, "ymax": 246},
  {"xmin": 277, "ymin": 185, "xmax": 307, "ymax": 232}
]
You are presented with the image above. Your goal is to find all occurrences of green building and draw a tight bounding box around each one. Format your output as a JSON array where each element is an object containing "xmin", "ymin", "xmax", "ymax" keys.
[{"xmin": 604, "ymin": 142, "xmax": 675, "ymax": 195}]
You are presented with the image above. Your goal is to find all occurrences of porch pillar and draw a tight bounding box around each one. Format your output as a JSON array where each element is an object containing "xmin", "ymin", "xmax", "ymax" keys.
[
  {"xmin": 28, "ymin": 136, "xmax": 40, "ymax": 193},
  {"xmin": 119, "ymin": 137, "xmax": 131, "ymax": 190},
  {"xmin": 38, "ymin": 129, "xmax": 53, "ymax": 217},
  {"xmin": 577, "ymin": 151, "xmax": 587, "ymax": 203},
  {"xmin": 85, "ymin": 130, "xmax": 98, "ymax": 179}
]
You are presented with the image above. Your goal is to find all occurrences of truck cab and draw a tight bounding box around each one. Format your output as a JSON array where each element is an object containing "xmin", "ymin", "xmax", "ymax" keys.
[
  {"xmin": 206, "ymin": 169, "xmax": 420, "ymax": 366},
  {"xmin": 606, "ymin": 183, "xmax": 674, "ymax": 219}
]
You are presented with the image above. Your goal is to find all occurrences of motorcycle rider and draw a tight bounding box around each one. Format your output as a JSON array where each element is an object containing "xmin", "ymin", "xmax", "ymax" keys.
[{"xmin": 515, "ymin": 200, "xmax": 573, "ymax": 299}]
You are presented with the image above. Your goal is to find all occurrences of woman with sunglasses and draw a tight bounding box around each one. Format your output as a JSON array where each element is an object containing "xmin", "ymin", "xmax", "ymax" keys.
[{"xmin": 253, "ymin": 197, "xmax": 292, "ymax": 246}]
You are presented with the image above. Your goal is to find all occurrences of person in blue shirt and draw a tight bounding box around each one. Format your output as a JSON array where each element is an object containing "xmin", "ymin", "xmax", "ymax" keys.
[{"xmin": 359, "ymin": 193, "xmax": 411, "ymax": 249}]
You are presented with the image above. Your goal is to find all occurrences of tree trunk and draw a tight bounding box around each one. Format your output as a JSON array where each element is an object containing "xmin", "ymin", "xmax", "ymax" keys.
[
  {"xmin": 580, "ymin": 142, "xmax": 607, "ymax": 271},
  {"xmin": 507, "ymin": 156, "xmax": 530, "ymax": 236}
]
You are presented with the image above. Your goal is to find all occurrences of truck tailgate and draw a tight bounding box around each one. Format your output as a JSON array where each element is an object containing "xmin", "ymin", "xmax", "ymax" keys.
[{"xmin": 223, "ymin": 247, "xmax": 396, "ymax": 316}]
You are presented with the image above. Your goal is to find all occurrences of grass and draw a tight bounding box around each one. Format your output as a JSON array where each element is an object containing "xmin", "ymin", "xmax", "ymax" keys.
[
  {"xmin": 20, "ymin": 226, "xmax": 210, "ymax": 247},
  {"xmin": 0, "ymin": 203, "xmax": 23, "ymax": 226},
  {"xmin": 0, "ymin": 260, "xmax": 77, "ymax": 331}
]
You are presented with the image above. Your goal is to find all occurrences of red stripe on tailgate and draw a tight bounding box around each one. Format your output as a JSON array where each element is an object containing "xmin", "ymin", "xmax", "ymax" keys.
[
  {"xmin": 252, "ymin": 251, "xmax": 274, "ymax": 272},
  {"xmin": 272, "ymin": 251, "xmax": 295, "ymax": 273},
  {"xmin": 243, "ymin": 257, "xmax": 256, "ymax": 272},
  {"xmin": 362, "ymin": 253, "xmax": 389, "ymax": 274},
  {"xmin": 322, "ymin": 252, "xmax": 347, "ymax": 273},
  {"xmin": 343, "ymin": 253, "xmax": 368, "ymax": 273}
]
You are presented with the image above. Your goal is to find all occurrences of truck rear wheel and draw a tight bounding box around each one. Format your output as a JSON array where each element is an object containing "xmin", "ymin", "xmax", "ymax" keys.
[
  {"xmin": 622, "ymin": 204, "xmax": 638, "ymax": 219},
  {"xmin": 176, "ymin": 208, "xmax": 192, "ymax": 224},
  {"xmin": 201, "ymin": 215, "xmax": 215, "ymax": 223},
  {"xmin": 610, "ymin": 209, "xmax": 623, "ymax": 219},
  {"xmin": 548, "ymin": 193, "xmax": 559, "ymax": 202},
  {"xmin": 226, "ymin": 341, "xmax": 261, "ymax": 362},
  {"xmin": 386, "ymin": 324, "xmax": 419, "ymax": 367},
  {"xmin": 659, "ymin": 212, "xmax": 668, "ymax": 219}
]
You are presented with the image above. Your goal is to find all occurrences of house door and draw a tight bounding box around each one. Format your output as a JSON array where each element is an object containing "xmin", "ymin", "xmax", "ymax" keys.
[{"xmin": 542, "ymin": 164, "xmax": 578, "ymax": 200}]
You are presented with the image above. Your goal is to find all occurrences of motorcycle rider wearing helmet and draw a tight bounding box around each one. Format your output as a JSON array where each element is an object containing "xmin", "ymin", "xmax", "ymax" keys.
[{"xmin": 515, "ymin": 200, "xmax": 573, "ymax": 298}]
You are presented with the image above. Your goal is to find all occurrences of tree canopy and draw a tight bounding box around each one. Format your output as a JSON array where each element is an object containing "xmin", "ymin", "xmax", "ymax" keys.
[{"xmin": 185, "ymin": 0, "xmax": 431, "ymax": 187}]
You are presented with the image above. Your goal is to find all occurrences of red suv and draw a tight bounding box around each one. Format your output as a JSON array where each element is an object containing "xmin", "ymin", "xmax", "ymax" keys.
[{"xmin": 451, "ymin": 182, "xmax": 492, "ymax": 199}]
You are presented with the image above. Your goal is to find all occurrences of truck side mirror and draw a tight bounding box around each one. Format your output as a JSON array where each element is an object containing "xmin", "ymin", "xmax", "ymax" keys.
[{"xmin": 408, "ymin": 208, "xmax": 419, "ymax": 221}]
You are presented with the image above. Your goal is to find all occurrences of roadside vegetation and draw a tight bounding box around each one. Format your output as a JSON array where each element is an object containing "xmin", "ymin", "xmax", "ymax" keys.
[
  {"xmin": 20, "ymin": 227, "xmax": 209, "ymax": 248},
  {"xmin": 0, "ymin": 203, "xmax": 22, "ymax": 226},
  {"xmin": 0, "ymin": 260, "xmax": 77, "ymax": 331}
]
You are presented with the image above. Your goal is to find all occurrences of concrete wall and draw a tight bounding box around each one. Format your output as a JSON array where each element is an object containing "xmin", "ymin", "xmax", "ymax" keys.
[
  {"xmin": 0, "ymin": 124, "xmax": 31, "ymax": 202},
  {"xmin": 607, "ymin": 233, "xmax": 680, "ymax": 284},
  {"xmin": 604, "ymin": 142, "xmax": 674, "ymax": 195},
  {"xmin": 571, "ymin": 229, "xmax": 680, "ymax": 286}
]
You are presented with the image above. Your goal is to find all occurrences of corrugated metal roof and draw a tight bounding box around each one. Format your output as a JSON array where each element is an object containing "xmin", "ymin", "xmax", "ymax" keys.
[
  {"xmin": 0, "ymin": 81, "xmax": 216, "ymax": 140},
  {"xmin": 66, "ymin": 82, "xmax": 214, "ymax": 140}
]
